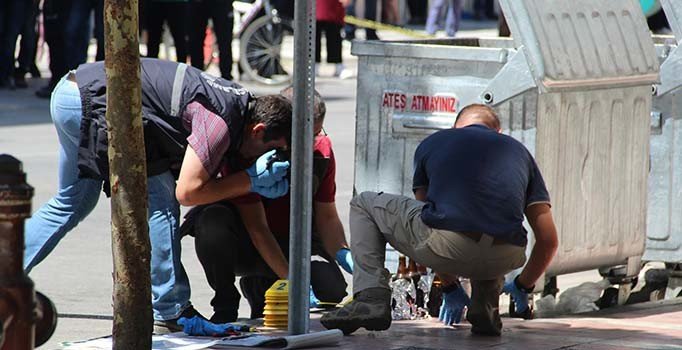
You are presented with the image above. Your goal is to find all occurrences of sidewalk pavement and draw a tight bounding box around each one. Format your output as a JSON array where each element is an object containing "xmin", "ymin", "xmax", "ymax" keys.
[{"xmin": 313, "ymin": 299, "xmax": 682, "ymax": 350}]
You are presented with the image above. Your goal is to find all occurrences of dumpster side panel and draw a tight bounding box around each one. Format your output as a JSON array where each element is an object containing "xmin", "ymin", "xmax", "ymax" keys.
[
  {"xmin": 645, "ymin": 91, "xmax": 682, "ymax": 263},
  {"xmin": 537, "ymin": 87, "xmax": 650, "ymax": 276}
]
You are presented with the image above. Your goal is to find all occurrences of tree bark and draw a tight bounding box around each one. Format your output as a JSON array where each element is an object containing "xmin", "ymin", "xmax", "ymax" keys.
[{"xmin": 103, "ymin": 1, "xmax": 151, "ymax": 349}]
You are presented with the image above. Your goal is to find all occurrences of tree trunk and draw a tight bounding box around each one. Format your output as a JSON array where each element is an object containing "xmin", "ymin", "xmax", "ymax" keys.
[{"xmin": 103, "ymin": 1, "xmax": 151, "ymax": 349}]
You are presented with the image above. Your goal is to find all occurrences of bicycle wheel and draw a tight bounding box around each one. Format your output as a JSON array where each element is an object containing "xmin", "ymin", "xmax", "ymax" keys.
[{"xmin": 239, "ymin": 15, "xmax": 294, "ymax": 85}]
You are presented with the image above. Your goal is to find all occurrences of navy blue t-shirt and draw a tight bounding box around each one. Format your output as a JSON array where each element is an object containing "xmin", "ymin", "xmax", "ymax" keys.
[{"xmin": 412, "ymin": 125, "xmax": 550, "ymax": 246}]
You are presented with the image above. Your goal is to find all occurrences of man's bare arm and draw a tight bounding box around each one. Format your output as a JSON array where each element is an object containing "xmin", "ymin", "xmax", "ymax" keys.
[
  {"xmin": 517, "ymin": 203, "xmax": 558, "ymax": 289},
  {"xmin": 176, "ymin": 146, "xmax": 252, "ymax": 206},
  {"xmin": 414, "ymin": 188, "xmax": 427, "ymax": 202},
  {"xmin": 313, "ymin": 201, "xmax": 349, "ymax": 258},
  {"xmin": 236, "ymin": 202, "xmax": 289, "ymax": 279}
]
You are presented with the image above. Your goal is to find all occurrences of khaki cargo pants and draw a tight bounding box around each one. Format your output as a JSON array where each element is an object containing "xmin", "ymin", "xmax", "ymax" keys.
[{"xmin": 350, "ymin": 191, "xmax": 526, "ymax": 334}]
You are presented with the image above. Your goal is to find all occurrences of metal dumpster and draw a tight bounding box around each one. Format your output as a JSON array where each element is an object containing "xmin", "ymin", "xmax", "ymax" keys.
[
  {"xmin": 645, "ymin": 0, "xmax": 682, "ymax": 299},
  {"xmin": 353, "ymin": 0, "xmax": 659, "ymax": 281}
]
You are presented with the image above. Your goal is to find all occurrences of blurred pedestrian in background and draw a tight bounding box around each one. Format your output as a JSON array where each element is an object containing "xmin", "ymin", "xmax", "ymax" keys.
[
  {"xmin": 316, "ymin": 0, "xmax": 352, "ymax": 79},
  {"xmin": 426, "ymin": 0, "xmax": 462, "ymax": 37},
  {"xmin": 0, "ymin": 0, "xmax": 32, "ymax": 88},
  {"xmin": 381, "ymin": 0, "xmax": 398, "ymax": 25},
  {"xmin": 474, "ymin": 0, "xmax": 497, "ymax": 21},
  {"xmin": 344, "ymin": 0, "xmax": 380, "ymax": 41},
  {"xmin": 189, "ymin": 0, "xmax": 234, "ymax": 80},
  {"xmin": 145, "ymin": 0, "xmax": 189, "ymax": 63},
  {"xmin": 64, "ymin": 0, "xmax": 104, "ymax": 69},
  {"xmin": 14, "ymin": 0, "xmax": 41, "ymax": 89},
  {"xmin": 36, "ymin": 0, "xmax": 70, "ymax": 98}
]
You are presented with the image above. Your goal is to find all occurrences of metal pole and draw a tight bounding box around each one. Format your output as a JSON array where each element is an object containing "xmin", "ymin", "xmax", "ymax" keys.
[{"xmin": 288, "ymin": 0, "xmax": 316, "ymax": 335}]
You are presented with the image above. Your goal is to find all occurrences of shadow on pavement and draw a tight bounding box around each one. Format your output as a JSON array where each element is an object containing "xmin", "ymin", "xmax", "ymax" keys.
[{"xmin": 0, "ymin": 78, "xmax": 52, "ymax": 127}]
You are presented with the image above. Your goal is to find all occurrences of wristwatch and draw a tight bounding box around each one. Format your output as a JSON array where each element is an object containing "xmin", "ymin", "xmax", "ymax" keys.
[{"xmin": 514, "ymin": 276, "xmax": 535, "ymax": 293}]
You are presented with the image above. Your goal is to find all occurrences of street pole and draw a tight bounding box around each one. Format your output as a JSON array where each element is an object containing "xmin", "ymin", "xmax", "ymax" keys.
[
  {"xmin": 288, "ymin": 0, "xmax": 316, "ymax": 335},
  {"xmin": 103, "ymin": 1, "xmax": 151, "ymax": 348}
]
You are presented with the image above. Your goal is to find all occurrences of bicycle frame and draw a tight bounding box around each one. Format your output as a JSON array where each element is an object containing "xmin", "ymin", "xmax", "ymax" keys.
[{"xmin": 234, "ymin": 0, "xmax": 282, "ymax": 37}]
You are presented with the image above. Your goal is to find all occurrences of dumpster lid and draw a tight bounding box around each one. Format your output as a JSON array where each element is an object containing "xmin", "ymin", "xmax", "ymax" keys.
[
  {"xmin": 500, "ymin": 0, "xmax": 659, "ymax": 89},
  {"xmin": 661, "ymin": 0, "xmax": 682, "ymax": 43}
]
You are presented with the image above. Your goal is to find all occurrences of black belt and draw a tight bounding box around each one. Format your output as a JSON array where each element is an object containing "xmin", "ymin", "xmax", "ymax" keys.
[{"xmin": 458, "ymin": 231, "xmax": 509, "ymax": 246}]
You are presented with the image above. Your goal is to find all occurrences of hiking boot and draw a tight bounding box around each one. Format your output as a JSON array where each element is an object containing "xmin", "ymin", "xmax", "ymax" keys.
[
  {"xmin": 320, "ymin": 287, "xmax": 391, "ymax": 335},
  {"xmin": 153, "ymin": 306, "xmax": 205, "ymax": 334}
]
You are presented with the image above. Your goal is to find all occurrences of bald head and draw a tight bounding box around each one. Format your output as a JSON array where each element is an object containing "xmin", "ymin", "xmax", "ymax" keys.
[{"xmin": 454, "ymin": 104, "xmax": 501, "ymax": 131}]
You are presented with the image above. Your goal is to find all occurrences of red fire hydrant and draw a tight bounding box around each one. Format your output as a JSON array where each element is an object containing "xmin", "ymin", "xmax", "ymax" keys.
[{"xmin": 0, "ymin": 154, "xmax": 57, "ymax": 349}]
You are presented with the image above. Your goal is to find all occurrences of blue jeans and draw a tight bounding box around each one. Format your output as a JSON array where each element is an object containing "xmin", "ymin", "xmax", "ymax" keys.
[
  {"xmin": 426, "ymin": 0, "xmax": 462, "ymax": 37},
  {"xmin": 24, "ymin": 74, "xmax": 191, "ymax": 321}
]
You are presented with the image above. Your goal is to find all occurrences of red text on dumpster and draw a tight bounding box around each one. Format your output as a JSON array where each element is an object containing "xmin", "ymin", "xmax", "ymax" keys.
[{"xmin": 382, "ymin": 91, "xmax": 458, "ymax": 115}]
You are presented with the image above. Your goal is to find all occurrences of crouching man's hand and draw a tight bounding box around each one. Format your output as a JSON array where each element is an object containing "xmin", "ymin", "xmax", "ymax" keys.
[
  {"xmin": 247, "ymin": 150, "xmax": 289, "ymax": 188},
  {"xmin": 439, "ymin": 283, "xmax": 470, "ymax": 325}
]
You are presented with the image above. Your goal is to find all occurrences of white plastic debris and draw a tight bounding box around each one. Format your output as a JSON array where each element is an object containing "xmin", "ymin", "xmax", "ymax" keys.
[{"xmin": 535, "ymin": 279, "xmax": 611, "ymax": 317}]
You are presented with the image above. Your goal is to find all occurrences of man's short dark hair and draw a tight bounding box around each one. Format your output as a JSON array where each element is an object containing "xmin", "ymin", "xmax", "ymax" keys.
[
  {"xmin": 251, "ymin": 95, "xmax": 293, "ymax": 144},
  {"xmin": 279, "ymin": 86, "xmax": 326, "ymax": 123},
  {"xmin": 454, "ymin": 104, "xmax": 501, "ymax": 130}
]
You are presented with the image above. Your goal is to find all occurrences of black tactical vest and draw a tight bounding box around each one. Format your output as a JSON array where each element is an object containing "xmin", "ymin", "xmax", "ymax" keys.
[{"xmin": 75, "ymin": 58, "xmax": 253, "ymax": 186}]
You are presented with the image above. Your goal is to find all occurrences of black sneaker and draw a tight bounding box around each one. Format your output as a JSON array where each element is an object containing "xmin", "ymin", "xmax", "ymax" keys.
[
  {"xmin": 35, "ymin": 84, "xmax": 53, "ymax": 98},
  {"xmin": 0, "ymin": 77, "xmax": 15, "ymax": 90},
  {"xmin": 14, "ymin": 71, "xmax": 28, "ymax": 89},
  {"xmin": 153, "ymin": 306, "xmax": 206, "ymax": 334},
  {"xmin": 320, "ymin": 288, "xmax": 392, "ymax": 335},
  {"xmin": 209, "ymin": 309, "xmax": 238, "ymax": 324}
]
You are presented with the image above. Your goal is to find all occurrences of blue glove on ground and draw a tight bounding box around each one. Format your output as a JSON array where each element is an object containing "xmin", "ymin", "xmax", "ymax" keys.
[
  {"xmin": 502, "ymin": 278, "xmax": 530, "ymax": 313},
  {"xmin": 439, "ymin": 285, "xmax": 471, "ymax": 325},
  {"xmin": 246, "ymin": 150, "xmax": 289, "ymax": 188},
  {"xmin": 309, "ymin": 287, "xmax": 320, "ymax": 308},
  {"xmin": 252, "ymin": 178, "xmax": 289, "ymax": 198},
  {"xmin": 177, "ymin": 316, "xmax": 242, "ymax": 337},
  {"xmin": 335, "ymin": 248, "xmax": 354, "ymax": 274}
]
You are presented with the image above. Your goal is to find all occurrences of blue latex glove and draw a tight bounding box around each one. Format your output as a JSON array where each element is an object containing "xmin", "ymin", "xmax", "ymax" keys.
[
  {"xmin": 335, "ymin": 248, "xmax": 354, "ymax": 274},
  {"xmin": 252, "ymin": 178, "xmax": 289, "ymax": 198},
  {"xmin": 246, "ymin": 150, "xmax": 289, "ymax": 188},
  {"xmin": 177, "ymin": 316, "xmax": 244, "ymax": 336},
  {"xmin": 502, "ymin": 279, "xmax": 530, "ymax": 313},
  {"xmin": 309, "ymin": 287, "xmax": 320, "ymax": 308},
  {"xmin": 439, "ymin": 286, "xmax": 471, "ymax": 325}
]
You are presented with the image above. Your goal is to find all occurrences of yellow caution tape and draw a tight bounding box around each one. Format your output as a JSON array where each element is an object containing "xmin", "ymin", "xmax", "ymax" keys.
[{"xmin": 344, "ymin": 15, "xmax": 434, "ymax": 39}]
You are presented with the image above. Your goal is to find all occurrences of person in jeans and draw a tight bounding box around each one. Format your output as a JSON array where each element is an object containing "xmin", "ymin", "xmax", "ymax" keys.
[
  {"xmin": 180, "ymin": 87, "xmax": 352, "ymax": 323},
  {"xmin": 23, "ymin": 58, "xmax": 293, "ymax": 332},
  {"xmin": 425, "ymin": 0, "xmax": 462, "ymax": 37},
  {"xmin": 321, "ymin": 104, "xmax": 558, "ymax": 336}
]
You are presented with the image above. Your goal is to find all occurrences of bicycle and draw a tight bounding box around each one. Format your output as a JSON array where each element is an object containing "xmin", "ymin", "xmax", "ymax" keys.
[{"xmin": 203, "ymin": 0, "xmax": 294, "ymax": 85}]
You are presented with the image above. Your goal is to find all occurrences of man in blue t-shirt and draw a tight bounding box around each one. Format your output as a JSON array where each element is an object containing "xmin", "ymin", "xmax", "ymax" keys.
[{"xmin": 322, "ymin": 104, "xmax": 558, "ymax": 336}]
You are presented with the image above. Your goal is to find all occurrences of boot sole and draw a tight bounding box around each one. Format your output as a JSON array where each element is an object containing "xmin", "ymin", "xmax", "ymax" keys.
[
  {"xmin": 321, "ymin": 316, "xmax": 391, "ymax": 335},
  {"xmin": 153, "ymin": 322, "xmax": 183, "ymax": 334}
]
